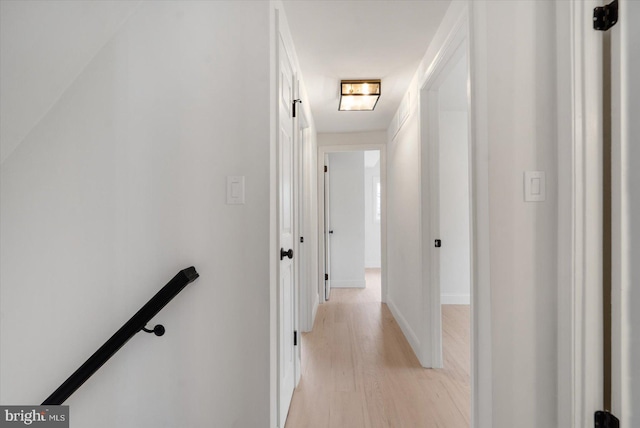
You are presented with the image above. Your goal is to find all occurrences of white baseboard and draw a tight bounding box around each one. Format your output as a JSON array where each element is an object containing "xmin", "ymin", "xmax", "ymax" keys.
[
  {"xmin": 441, "ymin": 294, "xmax": 471, "ymax": 305},
  {"xmin": 331, "ymin": 280, "xmax": 366, "ymax": 288},
  {"xmin": 386, "ymin": 297, "xmax": 422, "ymax": 363},
  {"xmin": 310, "ymin": 293, "xmax": 319, "ymax": 330}
]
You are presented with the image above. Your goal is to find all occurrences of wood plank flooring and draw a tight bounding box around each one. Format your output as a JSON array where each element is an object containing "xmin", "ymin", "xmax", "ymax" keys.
[{"xmin": 285, "ymin": 269, "xmax": 470, "ymax": 428}]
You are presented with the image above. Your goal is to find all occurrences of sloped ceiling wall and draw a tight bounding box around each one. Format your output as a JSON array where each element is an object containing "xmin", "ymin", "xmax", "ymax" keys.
[{"xmin": 0, "ymin": 0, "xmax": 141, "ymax": 163}]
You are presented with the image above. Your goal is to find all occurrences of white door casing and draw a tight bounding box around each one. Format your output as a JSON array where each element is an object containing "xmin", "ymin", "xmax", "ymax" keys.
[
  {"xmin": 611, "ymin": 0, "xmax": 640, "ymax": 423},
  {"xmin": 317, "ymin": 144, "xmax": 387, "ymax": 304},
  {"xmin": 419, "ymin": 14, "xmax": 468, "ymax": 370},
  {"xmin": 296, "ymin": 108, "xmax": 311, "ymax": 333},
  {"xmin": 557, "ymin": 1, "xmax": 605, "ymax": 426},
  {"xmin": 323, "ymin": 153, "xmax": 331, "ymax": 301}
]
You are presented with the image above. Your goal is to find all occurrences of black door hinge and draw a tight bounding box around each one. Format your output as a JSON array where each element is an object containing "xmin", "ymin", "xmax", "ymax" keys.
[
  {"xmin": 325, "ymin": 273, "xmax": 329, "ymax": 281},
  {"xmin": 324, "ymin": 165, "xmax": 328, "ymax": 173},
  {"xmin": 594, "ymin": 0, "xmax": 618, "ymax": 31},
  {"xmin": 595, "ymin": 411, "xmax": 619, "ymax": 428},
  {"xmin": 292, "ymin": 99, "xmax": 302, "ymax": 118},
  {"xmin": 294, "ymin": 330, "xmax": 298, "ymax": 346}
]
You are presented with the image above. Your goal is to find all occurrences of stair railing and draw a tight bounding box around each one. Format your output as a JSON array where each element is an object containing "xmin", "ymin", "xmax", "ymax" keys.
[{"xmin": 42, "ymin": 266, "xmax": 200, "ymax": 405}]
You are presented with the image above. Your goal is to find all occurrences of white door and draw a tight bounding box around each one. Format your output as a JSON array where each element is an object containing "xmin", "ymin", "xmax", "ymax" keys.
[
  {"xmin": 278, "ymin": 34, "xmax": 296, "ymax": 428},
  {"xmin": 324, "ymin": 154, "xmax": 331, "ymax": 300},
  {"xmin": 610, "ymin": 0, "xmax": 640, "ymax": 423}
]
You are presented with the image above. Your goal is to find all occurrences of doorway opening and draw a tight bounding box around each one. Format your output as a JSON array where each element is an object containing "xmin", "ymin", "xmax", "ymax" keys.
[
  {"xmin": 419, "ymin": 12, "xmax": 473, "ymax": 425},
  {"xmin": 317, "ymin": 143, "xmax": 387, "ymax": 306},
  {"xmin": 323, "ymin": 150, "xmax": 382, "ymax": 302}
]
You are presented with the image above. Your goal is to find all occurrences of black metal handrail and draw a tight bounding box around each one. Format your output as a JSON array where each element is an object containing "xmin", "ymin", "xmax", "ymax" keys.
[{"xmin": 42, "ymin": 266, "xmax": 200, "ymax": 405}]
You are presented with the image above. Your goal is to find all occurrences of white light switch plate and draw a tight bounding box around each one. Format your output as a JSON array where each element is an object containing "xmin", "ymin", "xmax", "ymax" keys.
[
  {"xmin": 227, "ymin": 176, "xmax": 245, "ymax": 204},
  {"xmin": 524, "ymin": 171, "xmax": 545, "ymax": 202}
]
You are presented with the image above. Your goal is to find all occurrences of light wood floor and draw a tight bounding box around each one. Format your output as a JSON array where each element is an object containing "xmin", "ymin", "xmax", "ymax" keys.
[{"xmin": 285, "ymin": 269, "xmax": 470, "ymax": 428}]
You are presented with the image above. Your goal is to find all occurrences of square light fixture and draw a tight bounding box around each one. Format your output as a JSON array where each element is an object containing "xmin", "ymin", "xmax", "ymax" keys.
[{"xmin": 339, "ymin": 80, "xmax": 381, "ymax": 111}]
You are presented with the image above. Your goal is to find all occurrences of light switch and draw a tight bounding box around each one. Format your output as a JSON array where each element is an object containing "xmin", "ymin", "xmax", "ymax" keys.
[
  {"xmin": 227, "ymin": 176, "xmax": 245, "ymax": 204},
  {"xmin": 531, "ymin": 178, "xmax": 541, "ymax": 195},
  {"xmin": 524, "ymin": 171, "xmax": 545, "ymax": 202},
  {"xmin": 231, "ymin": 182, "xmax": 241, "ymax": 198}
]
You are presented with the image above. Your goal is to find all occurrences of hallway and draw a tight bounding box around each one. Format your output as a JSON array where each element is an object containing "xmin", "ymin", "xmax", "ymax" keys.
[{"xmin": 285, "ymin": 269, "xmax": 470, "ymax": 428}]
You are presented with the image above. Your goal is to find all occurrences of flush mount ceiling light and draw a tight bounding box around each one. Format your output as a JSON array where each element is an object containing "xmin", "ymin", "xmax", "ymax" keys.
[{"xmin": 339, "ymin": 80, "xmax": 381, "ymax": 111}]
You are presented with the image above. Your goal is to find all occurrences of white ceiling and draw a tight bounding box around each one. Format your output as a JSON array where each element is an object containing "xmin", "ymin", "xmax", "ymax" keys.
[
  {"xmin": 0, "ymin": 1, "xmax": 451, "ymax": 163},
  {"xmin": 282, "ymin": 0, "xmax": 451, "ymax": 134}
]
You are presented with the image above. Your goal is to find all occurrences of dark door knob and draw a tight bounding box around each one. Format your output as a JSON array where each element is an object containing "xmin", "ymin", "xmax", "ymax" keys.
[
  {"xmin": 280, "ymin": 248, "xmax": 293, "ymax": 260},
  {"xmin": 329, "ymin": 230, "xmax": 334, "ymax": 234}
]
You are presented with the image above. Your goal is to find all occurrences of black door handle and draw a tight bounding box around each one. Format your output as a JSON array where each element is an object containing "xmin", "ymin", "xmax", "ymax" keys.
[
  {"xmin": 329, "ymin": 230, "xmax": 334, "ymax": 234},
  {"xmin": 280, "ymin": 248, "xmax": 293, "ymax": 260}
]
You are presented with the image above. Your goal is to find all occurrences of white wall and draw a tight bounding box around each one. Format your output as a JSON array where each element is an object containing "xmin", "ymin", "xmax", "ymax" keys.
[
  {"xmin": 386, "ymin": 104, "xmax": 423, "ymax": 354},
  {"xmin": 1, "ymin": 2, "xmax": 273, "ymax": 427},
  {"xmin": 439, "ymin": 111, "xmax": 470, "ymax": 304},
  {"xmin": 328, "ymin": 151, "xmax": 365, "ymax": 288},
  {"xmin": 318, "ymin": 131, "xmax": 387, "ymax": 148},
  {"xmin": 386, "ymin": 1, "xmax": 563, "ymax": 426},
  {"xmin": 364, "ymin": 152, "xmax": 381, "ymax": 268},
  {"xmin": 471, "ymin": 1, "xmax": 559, "ymax": 426},
  {"xmin": 438, "ymin": 53, "xmax": 470, "ymax": 305}
]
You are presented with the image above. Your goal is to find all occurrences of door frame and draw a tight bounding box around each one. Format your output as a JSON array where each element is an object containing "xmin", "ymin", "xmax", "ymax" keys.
[
  {"xmin": 556, "ymin": 1, "xmax": 605, "ymax": 427},
  {"xmin": 419, "ymin": 26, "xmax": 469, "ymax": 370},
  {"xmin": 323, "ymin": 152, "xmax": 332, "ymax": 301},
  {"xmin": 610, "ymin": 0, "xmax": 639, "ymax": 422},
  {"xmin": 296, "ymin": 104, "xmax": 318, "ymax": 334},
  {"xmin": 420, "ymin": 4, "xmax": 491, "ymax": 426},
  {"xmin": 317, "ymin": 144, "xmax": 387, "ymax": 303}
]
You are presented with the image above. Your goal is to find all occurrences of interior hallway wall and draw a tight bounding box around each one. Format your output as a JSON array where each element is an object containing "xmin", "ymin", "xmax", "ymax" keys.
[
  {"xmin": 472, "ymin": 2, "xmax": 559, "ymax": 426},
  {"xmin": 364, "ymin": 152, "xmax": 381, "ymax": 268},
  {"xmin": 438, "ymin": 53, "xmax": 471, "ymax": 305},
  {"xmin": 438, "ymin": 110, "xmax": 470, "ymax": 304},
  {"xmin": 386, "ymin": 106, "xmax": 423, "ymax": 354},
  {"xmin": 387, "ymin": 1, "xmax": 562, "ymax": 427},
  {"xmin": 1, "ymin": 2, "xmax": 277, "ymax": 427}
]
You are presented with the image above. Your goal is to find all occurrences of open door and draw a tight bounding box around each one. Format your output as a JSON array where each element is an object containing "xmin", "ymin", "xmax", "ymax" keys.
[
  {"xmin": 323, "ymin": 154, "xmax": 332, "ymax": 301},
  {"xmin": 277, "ymin": 30, "xmax": 296, "ymax": 428}
]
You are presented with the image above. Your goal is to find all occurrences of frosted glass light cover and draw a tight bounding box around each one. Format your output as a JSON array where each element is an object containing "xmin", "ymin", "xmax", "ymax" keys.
[{"xmin": 339, "ymin": 80, "xmax": 380, "ymax": 111}]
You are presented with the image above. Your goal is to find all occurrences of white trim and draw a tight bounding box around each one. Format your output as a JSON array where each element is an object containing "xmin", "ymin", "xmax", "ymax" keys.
[
  {"xmin": 418, "ymin": 3, "xmax": 468, "ymax": 371},
  {"xmin": 297, "ymin": 110, "xmax": 314, "ymax": 334},
  {"xmin": 609, "ymin": 1, "xmax": 640, "ymax": 422},
  {"xmin": 269, "ymin": 4, "xmax": 278, "ymax": 426},
  {"xmin": 557, "ymin": 1, "xmax": 605, "ymax": 427},
  {"xmin": 468, "ymin": 3, "xmax": 493, "ymax": 427},
  {"xmin": 386, "ymin": 297, "xmax": 422, "ymax": 359},
  {"xmin": 317, "ymin": 143, "xmax": 387, "ymax": 304},
  {"xmin": 311, "ymin": 291, "xmax": 318, "ymax": 327},
  {"xmin": 417, "ymin": 7, "xmax": 491, "ymax": 427},
  {"xmin": 331, "ymin": 280, "xmax": 366, "ymax": 289},
  {"xmin": 441, "ymin": 294, "xmax": 471, "ymax": 305}
]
